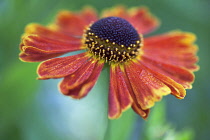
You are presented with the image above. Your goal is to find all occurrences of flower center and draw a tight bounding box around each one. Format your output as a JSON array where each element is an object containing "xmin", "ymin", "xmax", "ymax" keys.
[{"xmin": 84, "ymin": 17, "xmax": 143, "ymax": 63}]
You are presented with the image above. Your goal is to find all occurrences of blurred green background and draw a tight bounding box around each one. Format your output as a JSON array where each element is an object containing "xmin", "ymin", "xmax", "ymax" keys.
[{"xmin": 0, "ymin": 0, "xmax": 210, "ymax": 140}]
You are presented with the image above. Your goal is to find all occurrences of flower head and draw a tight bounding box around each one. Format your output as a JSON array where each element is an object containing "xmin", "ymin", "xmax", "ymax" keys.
[{"xmin": 19, "ymin": 6, "xmax": 199, "ymax": 119}]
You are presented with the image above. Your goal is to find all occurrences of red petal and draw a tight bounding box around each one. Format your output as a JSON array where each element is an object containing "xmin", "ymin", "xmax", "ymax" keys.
[
  {"xmin": 80, "ymin": 6, "xmax": 98, "ymax": 25},
  {"xmin": 59, "ymin": 59, "xmax": 95, "ymax": 94},
  {"xmin": 115, "ymin": 66, "xmax": 133, "ymax": 112},
  {"xmin": 138, "ymin": 61, "xmax": 186, "ymax": 99},
  {"xmin": 37, "ymin": 53, "xmax": 88, "ymax": 79},
  {"xmin": 122, "ymin": 64, "xmax": 150, "ymax": 119},
  {"xmin": 101, "ymin": 6, "xmax": 160, "ymax": 34},
  {"xmin": 108, "ymin": 66, "xmax": 121, "ymax": 119},
  {"xmin": 24, "ymin": 23, "xmax": 80, "ymax": 41},
  {"xmin": 59, "ymin": 60, "xmax": 104, "ymax": 99},
  {"xmin": 109, "ymin": 65, "xmax": 133, "ymax": 119},
  {"xmin": 54, "ymin": 11, "xmax": 86, "ymax": 36},
  {"xmin": 54, "ymin": 7, "xmax": 97, "ymax": 36},
  {"xmin": 140, "ymin": 56, "xmax": 195, "ymax": 89},
  {"xmin": 19, "ymin": 24, "xmax": 82, "ymax": 62},
  {"xmin": 20, "ymin": 34, "xmax": 81, "ymax": 51},
  {"xmin": 125, "ymin": 61, "xmax": 171, "ymax": 110},
  {"xmin": 143, "ymin": 31, "xmax": 199, "ymax": 71},
  {"xmin": 141, "ymin": 31, "xmax": 199, "ymax": 89},
  {"xmin": 131, "ymin": 103, "xmax": 150, "ymax": 119},
  {"xmin": 19, "ymin": 47, "xmax": 65, "ymax": 62},
  {"xmin": 128, "ymin": 7, "xmax": 160, "ymax": 34},
  {"xmin": 109, "ymin": 64, "xmax": 149, "ymax": 119}
]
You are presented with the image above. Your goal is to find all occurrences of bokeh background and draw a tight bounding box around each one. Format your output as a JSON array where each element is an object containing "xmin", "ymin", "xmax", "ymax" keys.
[{"xmin": 0, "ymin": 0, "xmax": 210, "ymax": 140}]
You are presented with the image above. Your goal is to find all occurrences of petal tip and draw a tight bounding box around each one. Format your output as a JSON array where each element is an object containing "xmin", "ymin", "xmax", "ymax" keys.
[
  {"xmin": 108, "ymin": 112, "xmax": 122, "ymax": 119},
  {"xmin": 24, "ymin": 23, "xmax": 41, "ymax": 34},
  {"xmin": 129, "ymin": 6, "xmax": 161, "ymax": 33}
]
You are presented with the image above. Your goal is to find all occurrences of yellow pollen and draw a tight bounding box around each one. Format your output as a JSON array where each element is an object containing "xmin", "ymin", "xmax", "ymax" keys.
[{"xmin": 83, "ymin": 27, "xmax": 143, "ymax": 64}]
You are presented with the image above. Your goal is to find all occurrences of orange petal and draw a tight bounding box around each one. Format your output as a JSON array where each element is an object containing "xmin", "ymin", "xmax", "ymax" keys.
[
  {"xmin": 19, "ymin": 47, "xmax": 65, "ymax": 62},
  {"xmin": 24, "ymin": 23, "xmax": 80, "ymax": 41},
  {"xmin": 59, "ymin": 59, "xmax": 95, "ymax": 94},
  {"xmin": 138, "ymin": 61, "xmax": 186, "ymax": 99},
  {"xmin": 121, "ymin": 65, "xmax": 150, "ymax": 119},
  {"xmin": 59, "ymin": 60, "xmax": 104, "ymax": 99},
  {"xmin": 101, "ymin": 6, "xmax": 160, "ymax": 34},
  {"xmin": 20, "ymin": 34, "xmax": 81, "ymax": 51},
  {"xmin": 115, "ymin": 66, "xmax": 133, "ymax": 112},
  {"xmin": 108, "ymin": 65, "xmax": 121, "ymax": 119},
  {"xmin": 108, "ymin": 65, "xmax": 133, "ymax": 119},
  {"xmin": 140, "ymin": 56, "xmax": 195, "ymax": 89},
  {"xmin": 128, "ymin": 7, "xmax": 160, "ymax": 34},
  {"xmin": 19, "ymin": 33, "xmax": 82, "ymax": 62},
  {"xmin": 80, "ymin": 6, "xmax": 98, "ymax": 25},
  {"xmin": 37, "ymin": 53, "xmax": 88, "ymax": 79},
  {"xmin": 125, "ymin": 61, "xmax": 171, "ymax": 110},
  {"xmin": 109, "ymin": 64, "xmax": 149, "ymax": 119},
  {"xmin": 143, "ymin": 31, "xmax": 199, "ymax": 71},
  {"xmin": 54, "ymin": 7, "xmax": 96, "ymax": 36},
  {"xmin": 131, "ymin": 103, "xmax": 150, "ymax": 119}
]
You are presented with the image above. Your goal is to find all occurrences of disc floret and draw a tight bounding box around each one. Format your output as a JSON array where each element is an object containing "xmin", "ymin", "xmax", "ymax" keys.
[{"xmin": 84, "ymin": 17, "xmax": 143, "ymax": 63}]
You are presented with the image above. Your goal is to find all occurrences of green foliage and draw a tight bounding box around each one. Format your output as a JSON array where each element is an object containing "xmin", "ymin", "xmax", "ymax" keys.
[
  {"xmin": 0, "ymin": 61, "xmax": 39, "ymax": 139},
  {"xmin": 142, "ymin": 101, "xmax": 194, "ymax": 140},
  {"xmin": 0, "ymin": 62, "xmax": 39, "ymax": 120}
]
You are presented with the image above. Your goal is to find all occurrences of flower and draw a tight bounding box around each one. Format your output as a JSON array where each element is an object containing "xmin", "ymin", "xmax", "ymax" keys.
[{"xmin": 19, "ymin": 6, "xmax": 199, "ymax": 119}]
